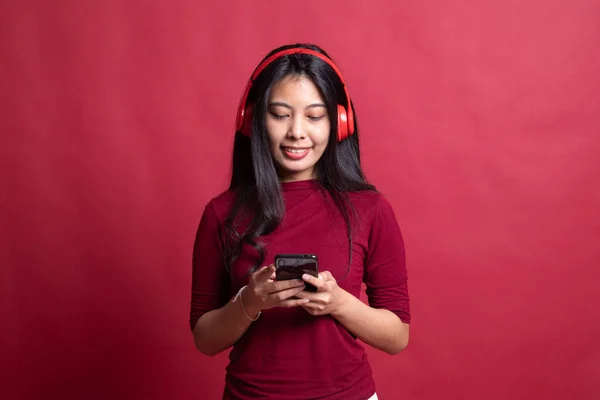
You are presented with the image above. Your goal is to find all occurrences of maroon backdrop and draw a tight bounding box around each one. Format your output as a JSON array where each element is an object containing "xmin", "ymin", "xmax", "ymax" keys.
[{"xmin": 1, "ymin": 1, "xmax": 599, "ymax": 399}]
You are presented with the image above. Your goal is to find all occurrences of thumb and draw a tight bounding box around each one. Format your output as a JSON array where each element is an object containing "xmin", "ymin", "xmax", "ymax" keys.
[{"xmin": 255, "ymin": 264, "xmax": 275, "ymax": 280}]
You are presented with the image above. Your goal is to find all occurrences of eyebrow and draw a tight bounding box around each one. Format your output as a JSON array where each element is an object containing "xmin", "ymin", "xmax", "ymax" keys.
[{"xmin": 268, "ymin": 101, "xmax": 327, "ymax": 110}]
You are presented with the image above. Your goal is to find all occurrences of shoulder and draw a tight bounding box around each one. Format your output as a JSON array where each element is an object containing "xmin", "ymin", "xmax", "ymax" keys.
[
  {"xmin": 201, "ymin": 189, "xmax": 236, "ymax": 224},
  {"xmin": 348, "ymin": 189, "xmax": 397, "ymax": 217},
  {"xmin": 347, "ymin": 189, "xmax": 402, "ymax": 233}
]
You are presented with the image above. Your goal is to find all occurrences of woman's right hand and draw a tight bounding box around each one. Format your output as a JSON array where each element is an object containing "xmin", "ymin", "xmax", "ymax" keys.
[{"xmin": 241, "ymin": 264, "xmax": 309, "ymax": 317}]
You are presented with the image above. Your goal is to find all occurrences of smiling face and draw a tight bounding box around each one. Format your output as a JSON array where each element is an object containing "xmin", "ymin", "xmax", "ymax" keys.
[{"xmin": 265, "ymin": 74, "xmax": 331, "ymax": 182}]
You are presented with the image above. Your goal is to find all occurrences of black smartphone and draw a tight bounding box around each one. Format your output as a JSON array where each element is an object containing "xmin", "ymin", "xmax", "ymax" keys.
[{"xmin": 274, "ymin": 254, "xmax": 319, "ymax": 292}]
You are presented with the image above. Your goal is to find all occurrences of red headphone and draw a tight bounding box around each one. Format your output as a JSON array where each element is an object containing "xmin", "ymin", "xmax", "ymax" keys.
[{"xmin": 235, "ymin": 48, "xmax": 355, "ymax": 142}]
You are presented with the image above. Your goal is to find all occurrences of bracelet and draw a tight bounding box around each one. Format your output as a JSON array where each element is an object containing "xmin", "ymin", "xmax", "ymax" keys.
[{"xmin": 233, "ymin": 285, "xmax": 261, "ymax": 321}]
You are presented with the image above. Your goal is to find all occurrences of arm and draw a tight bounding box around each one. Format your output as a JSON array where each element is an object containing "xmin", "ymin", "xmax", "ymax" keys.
[
  {"xmin": 189, "ymin": 200, "xmax": 236, "ymax": 356},
  {"xmin": 332, "ymin": 289, "xmax": 409, "ymax": 355},
  {"xmin": 193, "ymin": 266, "xmax": 308, "ymax": 356},
  {"xmin": 189, "ymin": 202, "xmax": 307, "ymax": 356},
  {"xmin": 296, "ymin": 195, "xmax": 411, "ymax": 355},
  {"xmin": 192, "ymin": 287, "xmax": 258, "ymax": 356},
  {"xmin": 297, "ymin": 274, "xmax": 409, "ymax": 355}
]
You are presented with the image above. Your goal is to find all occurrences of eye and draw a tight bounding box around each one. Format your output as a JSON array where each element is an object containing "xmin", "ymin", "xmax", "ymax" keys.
[
  {"xmin": 308, "ymin": 115, "xmax": 325, "ymax": 121},
  {"xmin": 269, "ymin": 111, "xmax": 288, "ymax": 120}
]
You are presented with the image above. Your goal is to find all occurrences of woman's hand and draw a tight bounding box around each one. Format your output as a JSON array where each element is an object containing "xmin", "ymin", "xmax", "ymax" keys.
[
  {"xmin": 295, "ymin": 271, "xmax": 409, "ymax": 354},
  {"xmin": 242, "ymin": 264, "xmax": 309, "ymax": 317},
  {"xmin": 294, "ymin": 271, "xmax": 351, "ymax": 316}
]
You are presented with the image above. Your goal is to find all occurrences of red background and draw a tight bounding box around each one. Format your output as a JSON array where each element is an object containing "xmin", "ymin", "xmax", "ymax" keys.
[{"xmin": 1, "ymin": 1, "xmax": 599, "ymax": 399}]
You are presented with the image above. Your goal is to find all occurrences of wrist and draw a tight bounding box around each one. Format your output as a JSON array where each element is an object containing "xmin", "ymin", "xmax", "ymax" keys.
[
  {"xmin": 331, "ymin": 288, "xmax": 354, "ymax": 319},
  {"xmin": 240, "ymin": 287, "xmax": 261, "ymax": 320}
]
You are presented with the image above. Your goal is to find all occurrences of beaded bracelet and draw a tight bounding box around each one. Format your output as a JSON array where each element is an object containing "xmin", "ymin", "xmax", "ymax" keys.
[{"xmin": 232, "ymin": 285, "xmax": 261, "ymax": 321}]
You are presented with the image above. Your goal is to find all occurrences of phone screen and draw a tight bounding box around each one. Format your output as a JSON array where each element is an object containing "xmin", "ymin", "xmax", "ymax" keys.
[{"xmin": 275, "ymin": 254, "xmax": 318, "ymax": 292}]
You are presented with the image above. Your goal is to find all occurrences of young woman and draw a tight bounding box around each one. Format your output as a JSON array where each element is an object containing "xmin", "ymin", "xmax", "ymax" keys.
[{"xmin": 190, "ymin": 43, "xmax": 410, "ymax": 400}]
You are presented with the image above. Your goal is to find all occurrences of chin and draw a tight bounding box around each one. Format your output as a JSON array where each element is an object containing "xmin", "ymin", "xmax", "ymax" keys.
[
  {"xmin": 277, "ymin": 162, "xmax": 316, "ymax": 180},
  {"xmin": 283, "ymin": 160, "xmax": 312, "ymax": 172}
]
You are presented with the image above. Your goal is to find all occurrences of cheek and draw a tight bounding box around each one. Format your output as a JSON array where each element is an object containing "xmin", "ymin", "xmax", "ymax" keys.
[
  {"xmin": 265, "ymin": 122, "xmax": 282, "ymax": 147},
  {"xmin": 315, "ymin": 124, "xmax": 331, "ymax": 148}
]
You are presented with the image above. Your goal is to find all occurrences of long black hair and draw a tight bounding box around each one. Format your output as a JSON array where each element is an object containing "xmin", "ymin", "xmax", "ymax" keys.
[{"xmin": 224, "ymin": 43, "xmax": 376, "ymax": 277}]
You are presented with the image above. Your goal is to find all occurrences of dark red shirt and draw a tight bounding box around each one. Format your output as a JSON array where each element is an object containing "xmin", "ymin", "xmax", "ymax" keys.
[{"xmin": 190, "ymin": 179, "xmax": 410, "ymax": 399}]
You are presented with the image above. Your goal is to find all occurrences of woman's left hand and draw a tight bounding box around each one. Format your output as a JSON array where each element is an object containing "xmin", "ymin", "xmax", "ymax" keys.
[{"xmin": 294, "ymin": 271, "xmax": 349, "ymax": 316}]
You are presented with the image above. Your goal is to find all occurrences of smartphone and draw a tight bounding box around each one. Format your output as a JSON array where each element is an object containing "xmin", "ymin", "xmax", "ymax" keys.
[{"xmin": 275, "ymin": 254, "xmax": 319, "ymax": 292}]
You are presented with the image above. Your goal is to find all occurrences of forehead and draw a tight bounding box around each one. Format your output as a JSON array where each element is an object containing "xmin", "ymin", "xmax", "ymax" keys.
[{"xmin": 269, "ymin": 74, "xmax": 324, "ymax": 101}]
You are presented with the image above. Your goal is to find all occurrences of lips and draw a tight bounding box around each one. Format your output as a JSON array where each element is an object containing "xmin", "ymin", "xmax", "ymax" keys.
[{"xmin": 281, "ymin": 146, "xmax": 311, "ymax": 160}]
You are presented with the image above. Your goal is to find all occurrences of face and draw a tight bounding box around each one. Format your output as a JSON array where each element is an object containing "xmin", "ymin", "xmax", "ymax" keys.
[{"xmin": 265, "ymin": 74, "xmax": 331, "ymax": 182}]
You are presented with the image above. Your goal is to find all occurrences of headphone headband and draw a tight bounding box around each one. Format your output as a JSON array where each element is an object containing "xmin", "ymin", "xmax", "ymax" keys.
[{"xmin": 236, "ymin": 48, "xmax": 355, "ymax": 141}]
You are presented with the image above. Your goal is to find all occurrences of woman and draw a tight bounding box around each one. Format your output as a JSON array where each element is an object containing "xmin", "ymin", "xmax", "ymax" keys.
[{"xmin": 190, "ymin": 43, "xmax": 410, "ymax": 400}]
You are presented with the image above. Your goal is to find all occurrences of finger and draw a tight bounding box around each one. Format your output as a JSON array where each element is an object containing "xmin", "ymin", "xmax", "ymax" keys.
[
  {"xmin": 300, "ymin": 301, "xmax": 318, "ymax": 310},
  {"xmin": 293, "ymin": 291, "xmax": 323, "ymax": 301},
  {"xmin": 265, "ymin": 269, "xmax": 277, "ymax": 283},
  {"xmin": 275, "ymin": 278, "xmax": 306, "ymax": 289},
  {"xmin": 277, "ymin": 298, "xmax": 311, "ymax": 308},
  {"xmin": 295, "ymin": 292, "xmax": 328, "ymax": 311},
  {"xmin": 267, "ymin": 278, "xmax": 305, "ymax": 293},
  {"xmin": 301, "ymin": 273, "xmax": 326, "ymax": 291},
  {"xmin": 268, "ymin": 285, "xmax": 306, "ymax": 301},
  {"xmin": 300, "ymin": 302, "xmax": 322, "ymax": 314},
  {"xmin": 319, "ymin": 271, "xmax": 335, "ymax": 281},
  {"xmin": 254, "ymin": 264, "xmax": 276, "ymax": 281}
]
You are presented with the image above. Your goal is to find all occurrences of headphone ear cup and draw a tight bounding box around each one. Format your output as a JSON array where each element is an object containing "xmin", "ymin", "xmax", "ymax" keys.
[
  {"xmin": 236, "ymin": 81, "xmax": 253, "ymax": 137},
  {"xmin": 236, "ymin": 106, "xmax": 246, "ymax": 133},
  {"xmin": 346, "ymin": 105, "xmax": 354, "ymax": 136},
  {"xmin": 337, "ymin": 104, "xmax": 349, "ymax": 141},
  {"xmin": 241, "ymin": 107, "xmax": 253, "ymax": 137}
]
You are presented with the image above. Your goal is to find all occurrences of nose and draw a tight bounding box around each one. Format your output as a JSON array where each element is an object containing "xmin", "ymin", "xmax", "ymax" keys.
[{"xmin": 288, "ymin": 114, "xmax": 306, "ymax": 139}]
